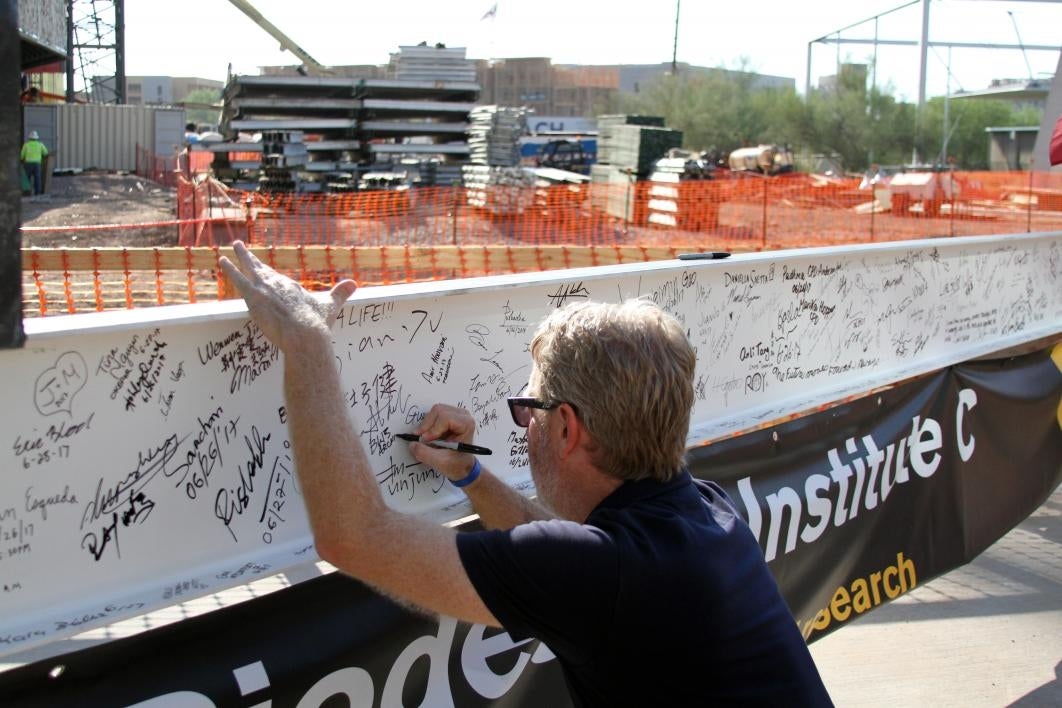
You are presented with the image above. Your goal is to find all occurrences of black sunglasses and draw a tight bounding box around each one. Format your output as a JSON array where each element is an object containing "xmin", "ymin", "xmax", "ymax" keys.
[{"xmin": 506, "ymin": 384, "xmax": 561, "ymax": 428}]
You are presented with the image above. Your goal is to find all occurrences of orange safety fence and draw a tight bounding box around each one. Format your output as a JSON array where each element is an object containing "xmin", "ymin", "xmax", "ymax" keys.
[
  {"xmin": 20, "ymin": 245, "xmax": 706, "ymax": 317},
  {"xmin": 135, "ymin": 145, "xmax": 216, "ymax": 188},
  {"xmin": 173, "ymin": 171, "xmax": 1062, "ymax": 250},
  {"xmin": 20, "ymin": 169, "xmax": 1062, "ymax": 317}
]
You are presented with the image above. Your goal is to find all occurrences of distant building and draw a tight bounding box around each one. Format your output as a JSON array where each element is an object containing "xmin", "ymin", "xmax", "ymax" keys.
[
  {"xmin": 608, "ymin": 63, "xmax": 794, "ymax": 95},
  {"xmin": 256, "ymin": 52, "xmax": 797, "ymax": 119},
  {"xmin": 478, "ymin": 57, "xmax": 556, "ymax": 115},
  {"xmin": 985, "ymin": 126, "xmax": 1039, "ymax": 170},
  {"xmin": 818, "ymin": 63, "xmax": 868, "ymax": 94},
  {"xmin": 124, "ymin": 76, "xmax": 224, "ymax": 105},
  {"xmin": 953, "ymin": 79, "xmax": 1050, "ymax": 114},
  {"xmin": 479, "ymin": 60, "xmax": 794, "ymax": 117}
]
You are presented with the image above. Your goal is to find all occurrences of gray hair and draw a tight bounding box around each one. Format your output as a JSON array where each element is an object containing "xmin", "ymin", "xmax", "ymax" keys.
[{"xmin": 530, "ymin": 299, "xmax": 695, "ymax": 482}]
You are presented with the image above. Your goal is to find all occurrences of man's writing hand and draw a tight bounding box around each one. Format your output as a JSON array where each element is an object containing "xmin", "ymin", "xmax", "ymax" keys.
[
  {"xmin": 219, "ymin": 240, "xmax": 356, "ymax": 352},
  {"xmin": 407, "ymin": 404, "xmax": 479, "ymax": 483}
]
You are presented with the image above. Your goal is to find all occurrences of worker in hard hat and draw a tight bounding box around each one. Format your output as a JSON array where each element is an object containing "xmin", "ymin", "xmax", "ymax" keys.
[{"xmin": 20, "ymin": 130, "xmax": 49, "ymax": 196}]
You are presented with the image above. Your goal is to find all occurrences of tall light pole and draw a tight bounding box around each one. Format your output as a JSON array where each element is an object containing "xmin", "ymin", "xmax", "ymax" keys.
[{"xmin": 671, "ymin": 0, "xmax": 681, "ymax": 74}]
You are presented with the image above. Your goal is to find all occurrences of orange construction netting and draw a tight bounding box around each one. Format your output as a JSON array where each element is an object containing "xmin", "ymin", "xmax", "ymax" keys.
[{"xmin": 21, "ymin": 169, "xmax": 1062, "ymax": 317}]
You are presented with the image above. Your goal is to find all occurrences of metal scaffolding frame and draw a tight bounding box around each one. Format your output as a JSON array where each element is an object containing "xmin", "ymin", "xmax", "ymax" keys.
[
  {"xmin": 805, "ymin": 0, "xmax": 1060, "ymax": 111},
  {"xmin": 66, "ymin": 0, "xmax": 125, "ymax": 103}
]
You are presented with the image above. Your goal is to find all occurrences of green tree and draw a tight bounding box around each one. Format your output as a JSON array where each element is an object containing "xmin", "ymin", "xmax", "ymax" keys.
[
  {"xmin": 921, "ymin": 98, "xmax": 1038, "ymax": 169},
  {"xmin": 182, "ymin": 88, "xmax": 222, "ymax": 128},
  {"xmin": 618, "ymin": 62, "xmax": 805, "ymax": 155},
  {"xmin": 802, "ymin": 70, "xmax": 916, "ymax": 172},
  {"xmin": 614, "ymin": 64, "xmax": 1040, "ymax": 173}
]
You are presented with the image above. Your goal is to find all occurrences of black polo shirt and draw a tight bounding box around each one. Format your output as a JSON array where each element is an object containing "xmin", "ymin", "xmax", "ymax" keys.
[{"xmin": 456, "ymin": 471, "xmax": 832, "ymax": 707}]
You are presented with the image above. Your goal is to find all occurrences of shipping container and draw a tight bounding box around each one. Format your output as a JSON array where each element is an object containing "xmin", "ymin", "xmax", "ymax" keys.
[{"xmin": 22, "ymin": 104, "xmax": 185, "ymax": 172}]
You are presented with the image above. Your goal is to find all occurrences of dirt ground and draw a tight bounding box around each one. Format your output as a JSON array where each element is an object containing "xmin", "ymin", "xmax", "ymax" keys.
[{"xmin": 20, "ymin": 172, "xmax": 179, "ymax": 248}]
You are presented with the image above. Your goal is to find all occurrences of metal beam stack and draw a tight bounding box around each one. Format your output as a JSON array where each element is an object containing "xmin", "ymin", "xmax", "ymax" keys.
[
  {"xmin": 258, "ymin": 130, "xmax": 308, "ymax": 193},
  {"xmin": 466, "ymin": 106, "xmax": 527, "ymax": 167},
  {"xmin": 462, "ymin": 105, "xmax": 531, "ymax": 213},
  {"xmin": 210, "ymin": 69, "xmax": 479, "ymax": 192},
  {"xmin": 596, "ymin": 116, "xmax": 683, "ymax": 178},
  {"xmin": 462, "ymin": 165, "xmax": 536, "ymax": 215},
  {"xmin": 357, "ymin": 78, "xmax": 477, "ymax": 187},
  {"xmin": 590, "ymin": 115, "xmax": 683, "ymax": 222},
  {"xmin": 213, "ymin": 75, "xmax": 361, "ymax": 192},
  {"xmin": 393, "ymin": 45, "xmax": 477, "ymax": 83}
]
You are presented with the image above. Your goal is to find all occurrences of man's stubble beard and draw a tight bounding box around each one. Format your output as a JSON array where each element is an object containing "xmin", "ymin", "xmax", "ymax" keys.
[{"xmin": 529, "ymin": 421, "xmax": 562, "ymax": 515}]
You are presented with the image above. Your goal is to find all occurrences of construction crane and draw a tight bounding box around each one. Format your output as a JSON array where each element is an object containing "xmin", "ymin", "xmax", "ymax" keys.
[{"xmin": 226, "ymin": 0, "xmax": 331, "ymax": 76}]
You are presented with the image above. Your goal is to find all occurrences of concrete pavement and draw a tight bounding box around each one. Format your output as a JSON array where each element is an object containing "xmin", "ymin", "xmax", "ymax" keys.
[{"xmin": 809, "ymin": 486, "xmax": 1062, "ymax": 707}]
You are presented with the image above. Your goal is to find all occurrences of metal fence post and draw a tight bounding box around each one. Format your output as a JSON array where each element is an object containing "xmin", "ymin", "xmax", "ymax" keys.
[
  {"xmin": 949, "ymin": 168, "xmax": 955, "ymax": 237},
  {"xmin": 1026, "ymin": 162, "xmax": 1034, "ymax": 233},
  {"xmin": 761, "ymin": 175, "xmax": 768, "ymax": 248},
  {"xmin": 451, "ymin": 180, "xmax": 459, "ymax": 246},
  {"xmin": 244, "ymin": 195, "xmax": 255, "ymax": 245},
  {"xmin": 870, "ymin": 186, "xmax": 875, "ymax": 242}
]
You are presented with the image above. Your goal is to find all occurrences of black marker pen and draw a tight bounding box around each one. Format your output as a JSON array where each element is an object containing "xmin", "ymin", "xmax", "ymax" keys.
[
  {"xmin": 677, "ymin": 252, "xmax": 731, "ymax": 260},
  {"xmin": 395, "ymin": 433, "xmax": 492, "ymax": 456}
]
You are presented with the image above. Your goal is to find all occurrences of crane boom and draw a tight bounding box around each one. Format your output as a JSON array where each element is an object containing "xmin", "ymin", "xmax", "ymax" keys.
[{"xmin": 226, "ymin": 0, "xmax": 330, "ymax": 75}]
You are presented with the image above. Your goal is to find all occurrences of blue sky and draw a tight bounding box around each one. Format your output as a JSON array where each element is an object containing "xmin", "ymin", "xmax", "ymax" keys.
[{"xmin": 125, "ymin": 0, "xmax": 1061, "ymax": 100}]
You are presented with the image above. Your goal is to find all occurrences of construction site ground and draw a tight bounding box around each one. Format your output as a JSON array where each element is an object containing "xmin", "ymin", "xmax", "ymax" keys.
[{"xmin": 20, "ymin": 172, "xmax": 177, "ymax": 248}]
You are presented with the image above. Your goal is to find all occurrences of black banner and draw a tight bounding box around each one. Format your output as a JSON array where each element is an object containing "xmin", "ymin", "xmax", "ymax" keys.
[
  {"xmin": 2, "ymin": 350, "xmax": 1059, "ymax": 706},
  {"xmin": 690, "ymin": 348, "xmax": 1061, "ymax": 640}
]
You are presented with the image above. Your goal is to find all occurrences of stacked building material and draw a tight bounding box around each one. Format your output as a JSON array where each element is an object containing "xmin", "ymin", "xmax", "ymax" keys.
[
  {"xmin": 258, "ymin": 130, "xmax": 308, "ymax": 192},
  {"xmin": 414, "ymin": 159, "xmax": 463, "ymax": 187},
  {"xmin": 357, "ymin": 78, "xmax": 476, "ymax": 184},
  {"xmin": 600, "ymin": 124, "xmax": 683, "ymax": 177},
  {"xmin": 589, "ymin": 115, "xmax": 681, "ymax": 222},
  {"xmin": 462, "ymin": 165, "xmax": 536, "ymax": 214},
  {"xmin": 528, "ymin": 167, "xmax": 590, "ymax": 213},
  {"xmin": 213, "ymin": 75, "xmax": 362, "ymax": 191},
  {"xmin": 595, "ymin": 114, "xmax": 664, "ymax": 167},
  {"xmin": 589, "ymin": 164, "xmax": 641, "ymax": 222},
  {"xmin": 646, "ymin": 154, "xmax": 718, "ymax": 231},
  {"xmin": 467, "ymin": 106, "xmax": 527, "ymax": 166},
  {"xmin": 393, "ymin": 45, "xmax": 477, "ymax": 83},
  {"xmin": 210, "ymin": 73, "xmax": 479, "ymax": 191}
]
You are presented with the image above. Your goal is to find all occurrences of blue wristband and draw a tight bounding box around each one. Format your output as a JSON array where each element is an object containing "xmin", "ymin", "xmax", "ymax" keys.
[{"xmin": 451, "ymin": 458, "xmax": 481, "ymax": 488}]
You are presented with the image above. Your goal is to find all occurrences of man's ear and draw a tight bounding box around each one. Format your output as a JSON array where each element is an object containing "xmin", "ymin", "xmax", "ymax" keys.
[{"xmin": 556, "ymin": 403, "xmax": 582, "ymax": 458}]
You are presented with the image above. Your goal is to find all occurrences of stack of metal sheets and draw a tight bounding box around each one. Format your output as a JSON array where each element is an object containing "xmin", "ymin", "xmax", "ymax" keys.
[
  {"xmin": 595, "ymin": 115, "xmax": 664, "ymax": 166},
  {"xmin": 211, "ymin": 73, "xmax": 480, "ymax": 192},
  {"xmin": 467, "ymin": 106, "xmax": 526, "ymax": 166},
  {"xmin": 394, "ymin": 45, "xmax": 477, "ymax": 83},
  {"xmin": 357, "ymin": 79, "xmax": 476, "ymax": 172},
  {"xmin": 461, "ymin": 165, "xmax": 536, "ymax": 214},
  {"xmin": 600, "ymin": 125, "xmax": 683, "ymax": 178},
  {"xmin": 596, "ymin": 114, "xmax": 683, "ymax": 179},
  {"xmin": 589, "ymin": 164, "xmax": 639, "ymax": 221},
  {"xmin": 214, "ymin": 75, "xmax": 363, "ymax": 190}
]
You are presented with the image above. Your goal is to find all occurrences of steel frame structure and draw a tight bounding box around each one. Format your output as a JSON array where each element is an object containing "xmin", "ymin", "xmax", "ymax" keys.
[{"xmin": 66, "ymin": 0, "xmax": 125, "ymax": 103}]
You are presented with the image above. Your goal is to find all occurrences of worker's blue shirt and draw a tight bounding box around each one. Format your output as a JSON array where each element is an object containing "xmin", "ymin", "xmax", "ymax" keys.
[{"xmin": 457, "ymin": 471, "xmax": 833, "ymax": 707}]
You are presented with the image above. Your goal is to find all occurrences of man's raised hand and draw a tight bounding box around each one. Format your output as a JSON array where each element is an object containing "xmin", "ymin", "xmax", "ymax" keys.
[{"xmin": 219, "ymin": 240, "xmax": 357, "ymax": 353}]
